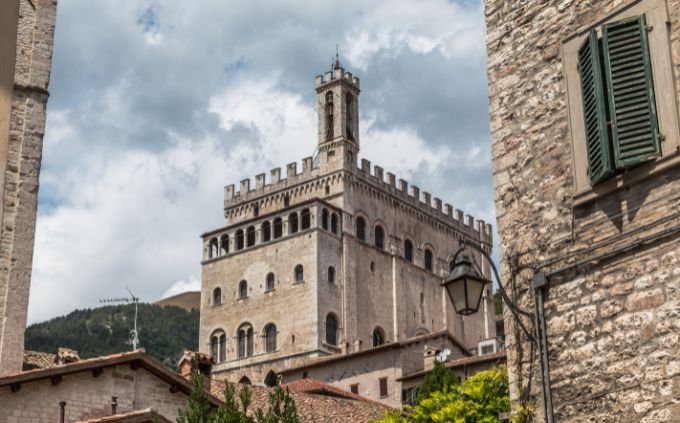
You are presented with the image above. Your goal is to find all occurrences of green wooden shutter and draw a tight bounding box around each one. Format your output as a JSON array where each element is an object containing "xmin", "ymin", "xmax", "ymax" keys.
[
  {"xmin": 578, "ymin": 30, "xmax": 612, "ymax": 186},
  {"xmin": 603, "ymin": 15, "xmax": 660, "ymax": 169}
]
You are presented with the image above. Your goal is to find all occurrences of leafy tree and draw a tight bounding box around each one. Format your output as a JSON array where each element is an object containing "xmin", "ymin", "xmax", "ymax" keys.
[
  {"xmin": 177, "ymin": 359, "xmax": 299, "ymax": 423},
  {"xmin": 494, "ymin": 290, "xmax": 503, "ymax": 316},
  {"xmin": 372, "ymin": 366, "xmax": 528, "ymax": 423},
  {"xmin": 416, "ymin": 360, "xmax": 459, "ymax": 402}
]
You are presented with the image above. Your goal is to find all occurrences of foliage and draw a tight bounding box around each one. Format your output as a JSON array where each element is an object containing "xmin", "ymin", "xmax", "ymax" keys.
[
  {"xmin": 416, "ymin": 360, "xmax": 459, "ymax": 402},
  {"xmin": 177, "ymin": 359, "xmax": 299, "ymax": 423},
  {"xmin": 25, "ymin": 303, "xmax": 199, "ymax": 369},
  {"xmin": 494, "ymin": 290, "xmax": 503, "ymax": 316},
  {"xmin": 372, "ymin": 366, "xmax": 520, "ymax": 423}
]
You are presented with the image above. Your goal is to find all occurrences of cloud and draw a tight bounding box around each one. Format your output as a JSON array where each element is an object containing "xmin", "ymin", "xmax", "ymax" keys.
[{"xmin": 29, "ymin": 0, "xmax": 493, "ymax": 323}]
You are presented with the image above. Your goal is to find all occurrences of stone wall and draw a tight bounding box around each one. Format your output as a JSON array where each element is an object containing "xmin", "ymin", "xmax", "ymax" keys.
[
  {"xmin": 0, "ymin": 0, "xmax": 57, "ymax": 377},
  {"xmin": 484, "ymin": 0, "xmax": 680, "ymax": 420},
  {"xmin": 0, "ymin": 365, "xmax": 189, "ymax": 422}
]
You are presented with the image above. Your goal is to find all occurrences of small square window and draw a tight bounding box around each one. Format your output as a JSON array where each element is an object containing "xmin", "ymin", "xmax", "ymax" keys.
[{"xmin": 350, "ymin": 384, "xmax": 359, "ymax": 394}]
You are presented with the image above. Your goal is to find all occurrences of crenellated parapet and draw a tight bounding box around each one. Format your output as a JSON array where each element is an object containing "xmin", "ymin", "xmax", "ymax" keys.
[
  {"xmin": 224, "ymin": 156, "xmax": 318, "ymax": 209},
  {"xmin": 354, "ymin": 158, "xmax": 493, "ymax": 246},
  {"xmin": 315, "ymin": 66, "xmax": 360, "ymax": 91}
]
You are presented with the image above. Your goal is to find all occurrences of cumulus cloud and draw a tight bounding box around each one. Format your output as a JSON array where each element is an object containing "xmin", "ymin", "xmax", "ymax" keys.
[{"xmin": 29, "ymin": 0, "xmax": 493, "ymax": 323}]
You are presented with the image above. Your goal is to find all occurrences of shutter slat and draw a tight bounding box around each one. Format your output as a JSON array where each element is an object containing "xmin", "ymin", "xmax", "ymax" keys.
[
  {"xmin": 603, "ymin": 15, "xmax": 660, "ymax": 167},
  {"xmin": 578, "ymin": 30, "xmax": 612, "ymax": 186}
]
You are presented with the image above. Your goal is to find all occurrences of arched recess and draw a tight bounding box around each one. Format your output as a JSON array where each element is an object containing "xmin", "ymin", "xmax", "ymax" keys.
[
  {"xmin": 213, "ymin": 287, "xmax": 222, "ymax": 305},
  {"xmin": 239, "ymin": 376, "xmax": 252, "ymax": 385},
  {"xmin": 209, "ymin": 238, "xmax": 218, "ymax": 258},
  {"xmin": 355, "ymin": 216, "xmax": 366, "ymax": 241},
  {"xmin": 404, "ymin": 238, "xmax": 414, "ymax": 262},
  {"xmin": 264, "ymin": 370, "xmax": 278, "ymax": 387},
  {"xmin": 372, "ymin": 326, "xmax": 386, "ymax": 347},
  {"xmin": 410, "ymin": 327, "xmax": 430, "ymax": 338},
  {"xmin": 325, "ymin": 313, "xmax": 339, "ymax": 346}
]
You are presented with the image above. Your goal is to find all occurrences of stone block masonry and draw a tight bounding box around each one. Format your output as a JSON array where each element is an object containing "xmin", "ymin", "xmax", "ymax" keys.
[
  {"xmin": 484, "ymin": 0, "xmax": 680, "ymax": 421},
  {"xmin": 0, "ymin": 0, "xmax": 57, "ymax": 377}
]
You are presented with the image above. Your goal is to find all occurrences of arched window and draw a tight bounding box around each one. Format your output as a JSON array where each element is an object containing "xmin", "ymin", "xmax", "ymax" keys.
[
  {"xmin": 328, "ymin": 266, "xmax": 335, "ymax": 284},
  {"xmin": 236, "ymin": 230, "xmax": 244, "ymax": 250},
  {"xmin": 239, "ymin": 280, "xmax": 248, "ymax": 299},
  {"xmin": 322, "ymin": 209, "xmax": 329, "ymax": 230},
  {"xmin": 325, "ymin": 314, "xmax": 339, "ymax": 346},
  {"xmin": 325, "ymin": 91, "xmax": 334, "ymax": 140},
  {"xmin": 289, "ymin": 213, "xmax": 299, "ymax": 234},
  {"xmin": 355, "ymin": 217, "xmax": 366, "ymax": 241},
  {"xmin": 273, "ymin": 217, "xmax": 283, "ymax": 239},
  {"xmin": 301, "ymin": 208, "xmax": 311, "ymax": 230},
  {"xmin": 404, "ymin": 239, "xmax": 414, "ymax": 262},
  {"xmin": 211, "ymin": 335, "xmax": 219, "ymax": 359},
  {"xmin": 424, "ymin": 249, "xmax": 434, "ymax": 271},
  {"xmin": 219, "ymin": 334, "xmax": 227, "ymax": 362},
  {"xmin": 264, "ymin": 323, "xmax": 277, "ymax": 353},
  {"xmin": 372, "ymin": 327, "xmax": 385, "ymax": 347},
  {"xmin": 209, "ymin": 238, "xmax": 218, "ymax": 259},
  {"xmin": 213, "ymin": 288, "xmax": 222, "ymax": 305},
  {"xmin": 294, "ymin": 265, "xmax": 304, "ymax": 283},
  {"xmin": 220, "ymin": 234, "xmax": 229, "ymax": 255},
  {"xmin": 261, "ymin": 221, "xmax": 271, "ymax": 242},
  {"xmin": 266, "ymin": 272, "xmax": 275, "ymax": 292},
  {"xmin": 246, "ymin": 226, "xmax": 256, "ymax": 247},
  {"xmin": 237, "ymin": 324, "xmax": 254, "ymax": 358},
  {"xmin": 264, "ymin": 370, "xmax": 277, "ymax": 387},
  {"xmin": 346, "ymin": 93, "xmax": 354, "ymax": 140},
  {"xmin": 374, "ymin": 226, "xmax": 384, "ymax": 250},
  {"xmin": 331, "ymin": 213, "xmax": 339, "ymax": 234}
]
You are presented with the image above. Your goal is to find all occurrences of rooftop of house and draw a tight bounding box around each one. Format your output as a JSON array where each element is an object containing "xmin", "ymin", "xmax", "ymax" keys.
[
  {"xmin": 279, "ymin": 330, "xmax": 471, "ymax": 375},
  {"xmin": 397, "ymin": 350, "xmax": 507, "ymax": 382},
  {"xmin": 6, "ymin": 349, "xmax": 221, "ymax": 407},
  {"xmin": 210, "ymin": 378, "xmax": 393, "ymax": 423},
  {"xmin": 76, "ymin": 409, "xmax": 173, "ymax": 423}
]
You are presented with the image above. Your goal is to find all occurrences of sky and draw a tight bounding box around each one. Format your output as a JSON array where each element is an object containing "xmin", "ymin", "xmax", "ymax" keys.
[{"xmin": 28, "ymin": 0, "xmax": 494, "ymax": 324}]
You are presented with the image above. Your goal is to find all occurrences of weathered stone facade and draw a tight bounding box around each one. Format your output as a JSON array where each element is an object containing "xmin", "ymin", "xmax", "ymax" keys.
[
  {"xmin": 199, "ymin": 63, "xmax": 496, "ymax": 393},
  {"xmin": 0, "ymin": 0, "xmax": 57, "ymax": 377},
  {"xmin": 485, "ymin": 0, "xmax": 680, "ymax": 420}
]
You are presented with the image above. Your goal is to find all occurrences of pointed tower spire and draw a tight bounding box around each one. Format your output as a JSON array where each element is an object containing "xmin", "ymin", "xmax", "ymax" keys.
[{"xmin": 334, "ymin": 44, "xmax": 341, "ymax": 70}]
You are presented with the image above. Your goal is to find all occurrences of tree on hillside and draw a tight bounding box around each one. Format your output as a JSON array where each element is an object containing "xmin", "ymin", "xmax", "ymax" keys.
[
  {"xmin": 372, "ymin": 366, "xmax": 529, "ymax": 423},
  {"xmin": 177, "ymin": 359, "xmax": 299, "ymax": 423}
]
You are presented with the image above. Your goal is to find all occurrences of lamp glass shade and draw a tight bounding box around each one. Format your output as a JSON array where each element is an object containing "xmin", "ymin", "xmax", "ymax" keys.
[{"xmin": 443, "ymin": 254, "xmax": 490, "ymax": 316}]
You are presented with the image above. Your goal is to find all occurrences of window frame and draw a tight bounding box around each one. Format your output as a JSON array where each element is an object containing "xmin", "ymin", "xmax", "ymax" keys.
[{"xmin": 563, "ymin": 0, "xmax": 680, "ymax": 204}]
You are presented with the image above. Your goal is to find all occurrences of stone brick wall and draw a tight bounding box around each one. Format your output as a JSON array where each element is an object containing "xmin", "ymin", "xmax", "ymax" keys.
[
  {"xmin": 0, "ymin": 0, "xmax": 57, "ymax": 377},
  {"xmin": 0, "ymin": 365, "xmax": 189, "ymax": 422},
  {"xmin": 484, "ymin": 0, "xmax": 680, "ymax": 420}
]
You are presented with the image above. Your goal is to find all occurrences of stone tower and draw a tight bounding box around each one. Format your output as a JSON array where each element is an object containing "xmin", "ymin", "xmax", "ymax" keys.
[
  {"xmin": 199, "ymin": 60, "xmax": 495, "ymax": 401},
  {"xmin": 315, "ymin": 58, "xmax": 360, "ymax": 173},
  {"xmin": 0, "ymin": 0, "xmax": 58, "ymax": 376}
]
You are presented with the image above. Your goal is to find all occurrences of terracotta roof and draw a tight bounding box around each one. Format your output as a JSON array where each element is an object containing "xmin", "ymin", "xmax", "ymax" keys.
[
  {"xmin": 210, "ymin": 378, "xmax": 392, "ymax": 423},
  {"xmin": 76, "ymin": 409, "xmax": 172, "ymax": 423},
  {"xmin": 2, "ymin": 350, "xmax": 221, "ymax": 407},
  {"xmin": 280, "ymin": 330, "xmax": 470, "ymax": 374},
  {"xmin": 397, "ymin": 350, "xmax": 507, "ymax": 381},
  {"xmin": 23, "ymin": 350, "xmax": 58, "ymax": 370}
]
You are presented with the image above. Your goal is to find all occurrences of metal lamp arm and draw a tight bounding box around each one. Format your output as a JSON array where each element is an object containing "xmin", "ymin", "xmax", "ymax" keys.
[{"xmin": 457, "ymin": 239, "xmax": 536, "ymax": 343}]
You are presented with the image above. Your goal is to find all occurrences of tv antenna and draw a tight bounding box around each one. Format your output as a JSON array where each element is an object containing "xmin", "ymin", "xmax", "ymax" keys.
[{"xmin": 99, "ymin": 287, "xmax": 140, "ymax": 351}]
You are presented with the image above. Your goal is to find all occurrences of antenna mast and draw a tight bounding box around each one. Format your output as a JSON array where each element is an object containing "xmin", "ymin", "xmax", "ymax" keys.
[{"xmin": 99, "ymin": 287, "xmax": 141, "ymax": 351}]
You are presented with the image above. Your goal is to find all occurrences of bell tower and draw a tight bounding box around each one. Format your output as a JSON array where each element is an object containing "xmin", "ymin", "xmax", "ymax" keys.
[{"xmin": 315, "ymin": 54, "xmax": 360, "ymax": 172}]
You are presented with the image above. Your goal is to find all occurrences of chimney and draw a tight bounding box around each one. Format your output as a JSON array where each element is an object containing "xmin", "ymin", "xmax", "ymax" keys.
[
  {"xmin": 178, "ymin": 351, "xmax": 214, "ymax": 392},
  {"xmin": 423, "ymin": 347, "xmax": 440, "ymax": 371},
  {"xmin": 55, "ymin": 348, "xmax": 80, "ymax": 366}
]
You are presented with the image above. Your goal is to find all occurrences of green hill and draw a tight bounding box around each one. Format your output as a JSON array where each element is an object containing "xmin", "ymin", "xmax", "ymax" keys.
[{"xmin": 25, "ymin": 303, "xmax": 199, "ymax": 369}]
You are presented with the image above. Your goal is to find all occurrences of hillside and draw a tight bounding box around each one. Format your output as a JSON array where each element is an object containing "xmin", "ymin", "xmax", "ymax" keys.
[{"xmin": 25, "ymin": 303, "xmax": 199, "ymax": 369}]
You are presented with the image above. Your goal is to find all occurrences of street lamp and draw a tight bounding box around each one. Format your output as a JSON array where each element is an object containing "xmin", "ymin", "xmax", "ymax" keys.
[
  {"xmin": 443, "ymin": 239, "xmax": 534, "ymax": 342},
  {"xmin": 443, "ymin": 253, "xmax": 490, "ymax": 316}
]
